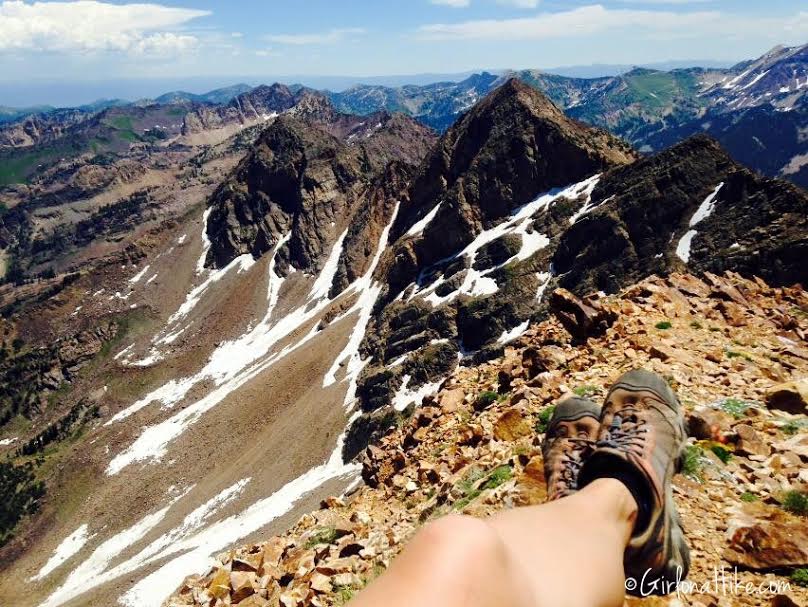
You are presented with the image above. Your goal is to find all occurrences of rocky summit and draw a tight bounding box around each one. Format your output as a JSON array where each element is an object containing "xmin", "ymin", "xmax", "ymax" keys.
[
  {"xmin": 165, "ymin": 272, "xmax": 808, "ymax": 607},
  {"xmin": 344, "ymin": 83, "xmax": 807, "ymax": 460}
]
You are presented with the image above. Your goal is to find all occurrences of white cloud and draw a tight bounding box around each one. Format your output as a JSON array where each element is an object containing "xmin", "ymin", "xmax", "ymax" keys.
[
  {"xmin": 496, "ymin": 0, "xmax": 540, "ymax": 8},
  {"xmin": 416, "ymin": 4, "xmax": 808, "ymax": 42},
  {"xmin": 430, "ymin": 0, "xmax": 471, "ymax": 7},
  {"xmin": 0, "ymin": 0, "xmax": 209, "ymax": 54},
  {"xmin": 265, "ymin": 27, "xmax": 366, "ymax": 46},
  {"xmin": 618, "ymin": 0, "xmax": 711, "ymax": 4},
  {"xmin": 430, "ymin": 0, "xmax": 540, "ymax": 7}
]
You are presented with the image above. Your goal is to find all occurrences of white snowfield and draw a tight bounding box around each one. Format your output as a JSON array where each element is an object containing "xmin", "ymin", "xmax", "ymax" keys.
[
  {"xmin": 30, "ymin": 524, "xmax": 93, "ymax": 582},
  {"xmin": 404, "ymin": 176, "xmax": 600, "ymax": 309},
  {"xmin": 676, "ymin": 183, "xmax": 724, "ymax": 264},
  {"xmin": 106, "ymin": 208, "xmax": 387, "ymax": 474},
  {"xmin": 38, "ymin": 205, "xmax": 406, "ymax": 606},
  {"xmin": 128, "ymin": 265, "xmax": 151, "ymax": 285},
  {"xmin": 34, "ymin": 179, "xmax": 608, "ymax": 607},
  {"xmin": 405, "ymin": 201, "xmax": 442, "ymax": 237}
]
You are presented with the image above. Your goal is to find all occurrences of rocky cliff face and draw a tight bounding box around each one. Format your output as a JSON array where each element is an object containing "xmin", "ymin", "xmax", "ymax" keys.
[
  {"xmin": 348, "ymin": 80, "xmax": 638, "ymax": 430},
  {"xmin": 204, "ymin": 111, "xmax": 436, "ymax": 273},
  {"xmin": 553, "ymin": 134, "xmax": 808, "ymax": 294},
  {"xmin": 181, "ymin": 84, "xmax": 298, "ymax": 134},
  {"xmin": 0, "ymin": 109, "xmax": 91, "ymax": 149}
]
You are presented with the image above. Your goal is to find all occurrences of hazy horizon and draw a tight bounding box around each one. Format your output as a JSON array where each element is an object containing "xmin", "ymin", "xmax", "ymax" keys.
[{"xmin": 1, "ymin": 57, "xmax": 740, "ymax": 108}]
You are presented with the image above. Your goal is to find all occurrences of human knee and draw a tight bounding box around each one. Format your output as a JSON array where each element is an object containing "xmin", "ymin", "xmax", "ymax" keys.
[{"xmin": 416, "ymin": 515, "xmax": 504, "ymax": 562}]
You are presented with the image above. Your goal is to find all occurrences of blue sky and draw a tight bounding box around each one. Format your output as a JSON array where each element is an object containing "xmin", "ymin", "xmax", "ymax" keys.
[{"xmin": 0, "ymin": 1, "xmax": 806, "ymax": 102}]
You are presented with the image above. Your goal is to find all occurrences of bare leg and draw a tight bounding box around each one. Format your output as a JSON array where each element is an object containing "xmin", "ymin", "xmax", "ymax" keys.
[{"xmin": 350, "ymin": 478, "xmax": 637, "ymax": 607}]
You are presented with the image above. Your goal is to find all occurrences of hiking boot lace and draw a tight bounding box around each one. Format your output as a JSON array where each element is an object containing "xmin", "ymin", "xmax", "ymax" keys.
[
  {"xmin": 599, "ymin": 404, "xmax": 649, "ymax": 457},
  {"xmin": 552, "ymin": 437, "xmax": 593, "ymax": 492}
]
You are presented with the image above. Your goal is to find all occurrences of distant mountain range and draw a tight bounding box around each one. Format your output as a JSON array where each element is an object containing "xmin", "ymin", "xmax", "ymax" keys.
[{"xmin": 1, "ymin": 43, "xmax": 805, "ymax": 188}]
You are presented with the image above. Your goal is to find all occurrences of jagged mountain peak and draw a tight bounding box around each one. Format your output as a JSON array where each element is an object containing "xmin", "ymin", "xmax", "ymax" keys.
[
  {"xmin": 471, "ymin": 76, "xmax": 562, "ymax": 119},
  {"xmin": 203, "ymin": 107, "xmax": 435, "ymax": 273},
  {"xmin": 391, "ymin": 76, "xmax": 637, "ymax": 248}
]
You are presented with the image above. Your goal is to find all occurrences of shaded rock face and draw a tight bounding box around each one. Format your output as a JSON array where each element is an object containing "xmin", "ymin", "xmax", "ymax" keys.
[
  {"xmin": 204, "ymin": 111, "xmax": 436, "ymax": 280},
  {"xmin": 351, "ymin": 81, "xmax": 638, "ymax": 418},
  {"xmin": 205, "ymin": 117, "xmax": 366, "ymax": 270},
  {"xmin": 552, "ymin": 135, "xmax": 808, "ymax": 295},
  {"xmin": 643, "ymin": 97, "xmax": 808, "ymax": 190},
  {"xmin": 389, "ymin": 79, "xmax": 637, "ymax": 274}
]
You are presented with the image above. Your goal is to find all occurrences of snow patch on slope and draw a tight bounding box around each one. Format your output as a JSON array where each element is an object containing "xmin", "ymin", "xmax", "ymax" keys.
[
  {"xmin": 497, "ymin": 320, "xmax": 530, "ymax": 344},
  {"xmin": 323, "ymin": 203, "xmax": 401, "ymax": 407},
  {"xmin": 129, "ymin": 265, "xmax": 151, "ymax": 285},
  {"xmin": 405, "ymin": 202, "xmax": 441, "ymax": 237},
  {"xmin": 410, "ymin": 176, "xmax": 600, "ymax": 307},
  {"xmin": 31, "ymin": 525, "xmax": 94, "ymax": 582},
  {"xmin": 108, "ymin": 206, "xmax": 401, "ymax": 474},
  {"xmin": 391, "ymin": 374, "xmax": 442, "ymax": 411},
  {"xmin": 676, "ymin": 183, "xmax": 724, "ymax": 264}
]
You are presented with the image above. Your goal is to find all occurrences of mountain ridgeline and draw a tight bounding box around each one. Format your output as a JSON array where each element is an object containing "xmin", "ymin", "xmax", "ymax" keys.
[{"xmin": 199, "ymin": 78, "xmax": 807, "ymax": 460}]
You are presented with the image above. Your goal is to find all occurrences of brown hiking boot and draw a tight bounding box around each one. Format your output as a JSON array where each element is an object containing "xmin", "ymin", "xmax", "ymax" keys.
[
  {"xmin": 578, "ymin": 369, "xmax": 690, "ymax": 596},
  {"xmin": 541, "ymin": 397, "xmax": 601, "ymax": 501}
]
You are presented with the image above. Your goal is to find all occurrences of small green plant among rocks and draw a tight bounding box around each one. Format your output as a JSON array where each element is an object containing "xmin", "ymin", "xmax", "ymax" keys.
[
  {"xmin": 682, "ymin": 445, "xmax": 704, "ymax": 481},
  {"xmin": 454, "ymin": 465, "xmax": 513, "ymax": 510},
  {"xmin": 740, "ymin": 491, "xmax": 759, "ymax": 503},
  {"xmin": 305, "ymin": 526, "xmax": 339, "ymax": 548},
  {"xmin": 535, "ymin": 405, "xmax": 556, "ymax": 433},
  {"xmin": 710, "ymin": 444, "xmax": 733, "ymax": 464},
  {"xmin": 481, "ymin": 465, "xmax": 513, "ymax": 491},
  {"xmin": 334, "ymin": 585, "xmax": 355, "ymax": 605},
  {"xmin": 781, "ymin": 418, "xmax": 808, "ymax": 435},
  {"xmin": 655, "ymin": 321, "xmax": 673, "ymax": 330},
  {"xmin": 690, "ymin": 321, "xmax": 703, "ymax": 329},
  {"xmin": 725, "ymin": 350, "xmax": 753, "ymax": 362},
  {"xmin": 715, "ymin": 397, "xmax": 753, "ymax": 418},
  {"xmin": 791, "ymin": 568, "xmax": 808, "ymax": 587},
  {"xmin": 780, "ymin": 490, "xmax": 808, "ymax": 516},
  {"xmin": 474, "ymin": 390, "xmax": 499, "ymax": 410},
  {"xmin": 573, "ymin": 385, "xmax": 598, "ymax": 398}
]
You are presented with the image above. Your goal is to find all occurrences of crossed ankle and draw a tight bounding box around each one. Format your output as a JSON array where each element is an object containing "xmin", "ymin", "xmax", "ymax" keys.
[{"xmin": 577, "ymin": 453, "xmax": 652, "ymax": 536}]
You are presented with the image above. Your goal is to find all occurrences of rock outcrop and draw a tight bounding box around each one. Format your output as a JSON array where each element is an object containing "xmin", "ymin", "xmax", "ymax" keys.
[
  {"xmin": 0, "ymin": 321, "xmax": 117, "ymax": 425},
  {"xmin": 181, "ymin": 84, "xmax": 298, "ymax": 134},
  {"xmin": 553, "ymin": 134, "xmax": 808, "ymax": 294},
  {"xmin": 204, "ymin": 111, "xmax": 435, "ymax": 275}
]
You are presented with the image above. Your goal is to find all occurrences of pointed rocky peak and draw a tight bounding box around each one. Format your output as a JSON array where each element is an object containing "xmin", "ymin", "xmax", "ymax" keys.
[
  {"xmin": 473, "ymin": 77, "xmax": 565, "ymax": 121},
  {"xmin": 349, "ymin": 112, "xmax": 438, "ymax": 171},
  {"xmin": 203, "ymin": 109, "xmax": 434, "ymax": 273},
  {"xmin": 204, "ymin": 115, "xmax": 367, "ymax": 269},
  {"xmin": 288, "ymin": 88, "xmax": 337, "ymax": 123},
  {"xmin": 390, "ymin": 76, "xmax": 637, "ymax": 256}
]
